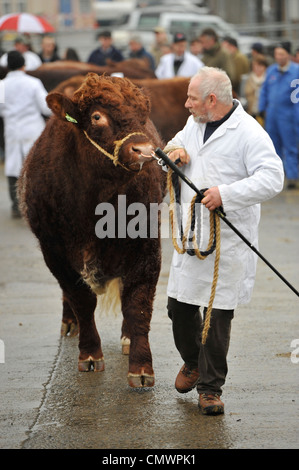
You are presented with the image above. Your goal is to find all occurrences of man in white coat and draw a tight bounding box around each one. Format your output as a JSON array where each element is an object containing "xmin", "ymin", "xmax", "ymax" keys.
[
  {"xmin": 155, "ymin": 32, "xmax": 203, "ymax": 79},
  {"xmin": 0, "ymin": 36, "xmax": 42, "ymax": 71},
  {"xmin": 164, "ymin": 67, "xmax": 284, "ymax": 415},
  {"xmin": 0, "ymin": 51, "xmax": 51, "ymax": 217}
]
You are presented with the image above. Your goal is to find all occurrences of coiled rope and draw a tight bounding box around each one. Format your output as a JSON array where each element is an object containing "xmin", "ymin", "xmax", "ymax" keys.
[{"xmin": 167, "ymin": 169, "xmax": 221, "ymax": 344}]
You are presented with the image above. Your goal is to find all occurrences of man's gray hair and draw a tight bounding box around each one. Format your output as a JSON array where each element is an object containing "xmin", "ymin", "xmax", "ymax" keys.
[{"xmin": 193, "ymin": 67, "xmax": 233, "ymax": 105}]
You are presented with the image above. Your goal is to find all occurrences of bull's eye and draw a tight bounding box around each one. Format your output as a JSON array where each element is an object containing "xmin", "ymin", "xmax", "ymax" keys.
[{"xmin": 91, "ymin": 111, "xmax": 109, "ymax": 127}]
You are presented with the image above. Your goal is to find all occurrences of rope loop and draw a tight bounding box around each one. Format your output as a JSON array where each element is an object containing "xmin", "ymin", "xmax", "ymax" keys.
[
  {"xmin": 168, "ymin": 169, "xmax": 221, "ymax": 344},
  {"xmin": 83, "ymin": 131, "xmax": 148, "ymax": 172}
]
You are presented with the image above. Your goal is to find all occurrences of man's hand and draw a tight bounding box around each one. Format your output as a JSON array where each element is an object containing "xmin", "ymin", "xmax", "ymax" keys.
[
  {"xmin": 168, "ymin": 148, "xmax": 190, "ymax": 167},
  {"xmin": 201, "ymin": 187, "xmax": 222, "ymax": 211}
]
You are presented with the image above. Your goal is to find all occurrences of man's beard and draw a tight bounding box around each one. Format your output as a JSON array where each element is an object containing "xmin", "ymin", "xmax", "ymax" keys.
[{"xmin": 193, "ymin": 110, "xmax": 214, "ymax": 124}]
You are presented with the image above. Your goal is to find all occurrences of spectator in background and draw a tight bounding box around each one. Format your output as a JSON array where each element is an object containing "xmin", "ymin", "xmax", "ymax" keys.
[
  {"xmin": 250, "ymin": 42, "xmax": 273, "ymax": 66},
  {"xmin": 88, "ymin": 30, "xmax": 124, "ymax": 66},
  {"xmin": 221, "ymin": 36, "xmax": 250, "ymax": 95},
  {"xmin": 259, "ymin": 42, "xmax": 299, "ymax": 189},
  {"xmin": 294, "ymin": 47, "xmax": 299, "ymax": 64},
  {"xmin": 250, "ymin": 42, "xmax": 264, "ymax": 59},
  {"xmin": 199, "ymin": 28, "xmax": 234, "ymax": 82},
  {"xmin": 0, "ymin": 51, "xmax": 51, "ymax": 218},
  {"xmin": 244, "ymin": 54, "xmax": 268, "ymax": 119},
  {"xmin": 190, "ymin": 37, "xmax": 203, "ymax": 60},
  {"xmin": 63, "ymin": 47, "xmax": 80, "ymax": 61},
  {"xmin": 155, "ymin": 32, "xmax": 203, "ymax": 79},
  {"xmin": 128, "ymin": 36, "xmax": 155, "ymax": 71},
  {"xmin": 150, "ymin": 27, "xmax": 169, "ymax": 67},
  {"xmin": 38, "ymin": 35, "xmax": 60, "ymax": 63},
  {"xmin": 0, "ymin": 35, "xmax": 42, "ymax": 71}
]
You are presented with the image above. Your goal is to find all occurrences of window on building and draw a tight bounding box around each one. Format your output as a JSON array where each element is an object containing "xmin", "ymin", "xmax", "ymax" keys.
[
  {"xmin": 79, "ymin": 0, "xmax": 91, "ymax": 14},
  {"xmin": 1, "ymin": 1, "xmax": 12, "ymax": 14},
  {"xmin": 60, "ymin": 0, "xmax": 73, "ymax": 27},
  {"xmin": 17, "ymin": 0, "xmax": 27, "ymax": 12}
]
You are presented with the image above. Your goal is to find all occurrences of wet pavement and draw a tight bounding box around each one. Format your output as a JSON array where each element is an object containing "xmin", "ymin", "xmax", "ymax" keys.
[{"xmin": 0, "ymin": 162, "xmax": 298, "ymax": 450}]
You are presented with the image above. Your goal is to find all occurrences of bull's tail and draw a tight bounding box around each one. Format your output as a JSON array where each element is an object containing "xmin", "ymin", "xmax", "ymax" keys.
[
  {"xmin": 81, "ymin": 256, "xmax": 123, "ymax": 316},
  {"xmin": 97, "ymin": 277, "xmax": 122, "ymax": 317}
]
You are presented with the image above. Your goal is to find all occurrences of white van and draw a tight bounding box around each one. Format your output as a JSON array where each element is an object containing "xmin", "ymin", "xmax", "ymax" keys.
[{"xmin": 96, "ymin": 5, "xmax": 270, "ymax": 56}]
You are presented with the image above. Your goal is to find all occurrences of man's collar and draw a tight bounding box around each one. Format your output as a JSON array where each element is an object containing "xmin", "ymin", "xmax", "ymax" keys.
[{"xmin": 206, "ymin": 100, "xmax": 239, "ymax": 128}]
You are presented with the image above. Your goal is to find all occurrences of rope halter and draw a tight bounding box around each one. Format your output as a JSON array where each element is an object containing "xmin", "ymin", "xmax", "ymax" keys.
[
  {"xmin": 83, "ymin": 130, "xmax": 149, "ymax": 172},
  {"xmin": 65, "ymin": 112, "xmax": 149, "ymax": 172}
]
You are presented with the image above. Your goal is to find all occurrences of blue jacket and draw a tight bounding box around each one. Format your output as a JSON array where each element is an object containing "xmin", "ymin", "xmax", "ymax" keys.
[
  {"xmin": 129, "ymin": 47, "xmax": 155, "ymax": 71},
  {"xmin": 259, "ymin": 61, "xmax": 299, "ymax": 119},
  {"xmin": 88, "ymin": 46, "xmax": 124, "ymax": 66}
]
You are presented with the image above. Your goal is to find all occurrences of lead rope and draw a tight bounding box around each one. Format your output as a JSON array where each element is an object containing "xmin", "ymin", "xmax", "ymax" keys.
[{"xmin": 167, "ymin": 169, "xmax": 221, "ymax": 345}]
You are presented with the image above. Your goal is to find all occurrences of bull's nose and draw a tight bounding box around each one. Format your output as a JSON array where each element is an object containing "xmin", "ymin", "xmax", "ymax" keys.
[{"xmin": 131, "ymin": 144, "xmax": 155, "ymax": 162}]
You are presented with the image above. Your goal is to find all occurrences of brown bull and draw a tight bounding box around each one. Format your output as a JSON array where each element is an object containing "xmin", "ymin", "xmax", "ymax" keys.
[{"xmin": 18, "ymin": 73, "xmax": 166, "ymax": 388}]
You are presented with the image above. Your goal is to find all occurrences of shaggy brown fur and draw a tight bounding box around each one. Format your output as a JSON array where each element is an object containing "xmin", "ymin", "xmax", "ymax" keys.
[{"xmin": 18, "ymin": 73, "xmax": 166, "ymax": 388}]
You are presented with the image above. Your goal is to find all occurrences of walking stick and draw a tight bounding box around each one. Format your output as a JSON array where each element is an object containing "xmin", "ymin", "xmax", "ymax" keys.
[{"xmin": 154, "ymin": 147, "xmax": 299, "ymax": 298}]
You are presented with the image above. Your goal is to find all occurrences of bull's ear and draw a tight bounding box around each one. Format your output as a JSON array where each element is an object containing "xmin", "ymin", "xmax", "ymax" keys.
[{"xmin": 46, "ymin": 92, "xmax": 80, "ymax": 124}]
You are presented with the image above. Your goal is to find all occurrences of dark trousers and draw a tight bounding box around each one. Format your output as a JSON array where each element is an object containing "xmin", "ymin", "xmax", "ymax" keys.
[
  {"xmin": 167, "ymin": 297, "xmax": 234, "ymax": 396},
  {"xmin": 8, "ymin": 176, "xmax": 19, "ymax": 212}
]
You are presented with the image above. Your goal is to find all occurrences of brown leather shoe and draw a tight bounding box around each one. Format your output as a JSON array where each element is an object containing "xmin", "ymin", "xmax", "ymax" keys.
[
  {"xmin": 175, "ymin": 364, "xmax": 199, "ymax": 393},
  {"xmin": 198, "ymin": 393, "xmax": 224, "ymax": 415}
]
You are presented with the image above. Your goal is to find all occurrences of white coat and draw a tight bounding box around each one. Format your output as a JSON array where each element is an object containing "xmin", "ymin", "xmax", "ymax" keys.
[
  {"xmin": 0, "ymin": 70, "xmax": 51, "ymax": 177},
  {"xmin": 155, "ymin": 51, "xmax": 203, "ymax": 79},
  {"xmin": 166, "ymin": 101, "xmax": 284, "ymax": 310}
]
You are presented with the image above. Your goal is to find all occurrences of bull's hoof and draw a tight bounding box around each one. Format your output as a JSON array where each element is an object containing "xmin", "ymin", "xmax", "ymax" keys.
[
  {"xmin": 61, "ymin": 321, "xmax": 78, "ymax": 337},
  {"xmin": 127, "ymin": 370, "xmax": 155, "ymax": 388},
  {"xmin": 121, "ymin": 336, "xmax": 130, "ymax": 355},
  {"xmin": 78, "ymin": 356, "xmax": 105, "ymax": 372}
]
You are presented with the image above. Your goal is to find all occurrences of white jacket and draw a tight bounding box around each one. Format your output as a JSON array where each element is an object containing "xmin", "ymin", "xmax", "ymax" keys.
[
  {"xmin": 0, "ymin": 70, "xmax": 51, "ymax": 177},
  {"xmin": 166, "ymin": 102, "xmax": 284, "ymax": 309},
  {"xmin": 155, "ymin": 51, "xmax": 203, "ymax": 79}
]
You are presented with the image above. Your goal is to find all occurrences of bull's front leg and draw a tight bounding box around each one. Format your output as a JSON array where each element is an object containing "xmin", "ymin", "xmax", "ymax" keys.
[
  {"xmin": 121, "ymin": 282, "xmax": 156, "ymax": 388},
  {"xmin": 64, "ymin": 285, "xmax": 104, "ymax": 372}
]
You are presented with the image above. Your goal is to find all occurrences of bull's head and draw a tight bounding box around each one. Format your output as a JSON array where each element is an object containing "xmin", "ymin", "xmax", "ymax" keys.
[{"xmin": 46, "ymin": 73, "xmax": 157, "ymax": 172}]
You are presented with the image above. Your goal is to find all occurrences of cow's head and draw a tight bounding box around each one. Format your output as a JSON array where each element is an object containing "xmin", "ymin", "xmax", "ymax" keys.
[{"xmin": 46, "ymin": 73, "xmax": 156, "ymax": 171}]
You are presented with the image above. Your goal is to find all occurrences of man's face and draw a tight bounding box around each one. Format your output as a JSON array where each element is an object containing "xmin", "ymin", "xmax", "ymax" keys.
[
  {"xmin": 15, "ymin": 42, "xmax": 27, "ymax": 53},
  {"xmin": 185, "ymin": 77, "xmax": 213, "ymax": 123},
  {"xmin": 274, "ymin": 47, "xmax": 289, "ymax": 67},
  {"xmin": 99, "ymin": 36, "xmax": 112, "ymax": 50},
  {"xmin": 172, "ymin": 41, "xmax": 187, "ymax": 56},
  {"xmin": 200, "ymin": 35, "xmax": 215, "ymax": 52}
]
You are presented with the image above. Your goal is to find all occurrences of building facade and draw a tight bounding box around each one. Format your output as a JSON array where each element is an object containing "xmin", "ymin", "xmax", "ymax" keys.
[{"xmin": 0, "ymin": 0, "xmax": 96, "ymax": 29}]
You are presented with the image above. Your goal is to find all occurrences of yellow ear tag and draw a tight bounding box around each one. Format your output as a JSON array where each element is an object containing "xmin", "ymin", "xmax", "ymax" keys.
[{"xmin": 65, "ymin": 113, "xmax": 78, "ymax": 124}]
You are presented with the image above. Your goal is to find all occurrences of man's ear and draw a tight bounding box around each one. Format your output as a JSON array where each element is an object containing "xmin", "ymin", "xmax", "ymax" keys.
[{"xmin": 46, "ymin": 92, "xmax": 81, "ymax": 125}]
